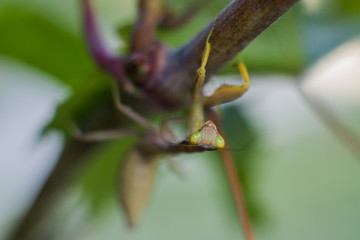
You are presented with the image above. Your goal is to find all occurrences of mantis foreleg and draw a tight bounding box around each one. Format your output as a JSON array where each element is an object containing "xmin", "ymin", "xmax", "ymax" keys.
[
  {"xmin": 112, "ymin": 81, "xmax": 157, "ymax": 132},
  {"xmin": 187, "ymin": 22, "xmax": 251, "ymax": 150},
  {"xmin": 187, "ymin": 23, "xmax": 225, "ymax": 149},
  {"xmin": 188, "ymin": 27, "xmax": 212, "ymax": 134},
  {"xmin": 204, "ymin": 61, "xmax": 250, "ymax": 106}
]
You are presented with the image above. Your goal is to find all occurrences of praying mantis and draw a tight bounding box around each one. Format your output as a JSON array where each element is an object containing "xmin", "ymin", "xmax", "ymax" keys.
[
  {"xmin": 79, "ymin": 0, "xmax": 253, "ymax": 233},
  {"xmin": 79, "ymin": 0, "xmax": 251, "ymax": 228},
  {"xmin": 9, "ymin": 1, "xmax": 300, "ymax": 239}
]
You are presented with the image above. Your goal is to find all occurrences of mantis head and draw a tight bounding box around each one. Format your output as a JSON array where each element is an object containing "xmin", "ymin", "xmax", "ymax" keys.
[{"xmin": 189, "ymin": 120, "xmax": 225, "ymax": 149}]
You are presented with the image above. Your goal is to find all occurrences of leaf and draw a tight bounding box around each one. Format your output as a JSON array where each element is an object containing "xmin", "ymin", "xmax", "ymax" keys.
[
  {"xmin": 339, "ymin": 0, "xmax": 360, "ymax": 14},
  {"xmin": 0, "ymin": 8, "xmax": 94, "ymax": 87},
  {"xmin": 76, "ymin": 138, "xmax": 137, "ymax": 215},
  {"xmin": 43, "ymin": 73, "xmax": 111, "ymax": 134},
  {"xmin": 0, "ymin": 8, "xmax": 119, "ymax": 134}
]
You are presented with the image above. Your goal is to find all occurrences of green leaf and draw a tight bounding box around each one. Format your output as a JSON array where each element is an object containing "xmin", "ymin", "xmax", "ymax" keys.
[
  {"xmin": 0, "ymin": 8, "xmax": 119, "ymax": 134},
  {"xmin": 0, "ymin": 8, "xmax": 94, "ymax": 87},
  {"xmin": 76, "ymin": 138, "xmax": 137, "ymax": 215},
  {"xmin": 339, "ymin": 0, "xmax": 360, "ymax": 14}
]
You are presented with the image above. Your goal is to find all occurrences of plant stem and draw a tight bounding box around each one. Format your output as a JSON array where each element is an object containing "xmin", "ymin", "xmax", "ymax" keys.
[
  {"xmin": 300, "ymin": 87, "xmax": 360, "ymax": 160},
  {"xmin": 154, "ymin": 0, "xmax": 300, "ymax": 108},
  {"xmin": 178, "ymin": 0, "xmax": 300, "ymax": 76},
  {"xmin": 131, "ymin": 0, "xmax": 164, "ymax": 52},
  {"xmin": 8, "ymin": 140, "xmax": 96, "ymax": 240},
  {"xmin": 207, "ymin": 108, "xmax": 255, "ymax": 240}
]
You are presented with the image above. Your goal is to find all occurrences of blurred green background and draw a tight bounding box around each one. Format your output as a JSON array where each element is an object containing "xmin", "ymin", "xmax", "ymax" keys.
[{"xmin": 1, "ymin": 0, "xmax": 360, "ymax": 239}]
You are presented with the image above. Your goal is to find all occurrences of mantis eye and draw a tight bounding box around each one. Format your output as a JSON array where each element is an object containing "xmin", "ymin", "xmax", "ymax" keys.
[
  {"xmin": 215, "ymin": 135, "xmax": 225, "ymax": 149},
  {"xmin": 189, "ymin": 131, "xmax": 202, "ymax": 145}
]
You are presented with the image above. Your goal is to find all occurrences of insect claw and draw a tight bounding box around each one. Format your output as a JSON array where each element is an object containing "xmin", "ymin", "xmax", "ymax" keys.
[{"xmin": 203, "ymin": 61, "xmax": 250, "ymax": 106}]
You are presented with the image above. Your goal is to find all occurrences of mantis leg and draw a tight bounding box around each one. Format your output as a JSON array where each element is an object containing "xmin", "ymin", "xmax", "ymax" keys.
[
  {"xmin": 164, "ymin": 155, "xmax": 186, "ymax": 179},
  {"xmin": 112, "ymin": 82, "xmax": 157, "ymax": 132},
  {"xmin": 158, "ymin": 118, "xmax": 188, "ymax": 177},
  {"xmin": 159, "ymin": 1, "xmax": 204, "ymax": 30},
  {"xmin": 71, "ymin": 122, "xmax": 135, "ymax": 142},
  {"xmin": 187, "ymin": 23, "xmax": 226, "ymax": 149},
  {"xmin": 203, "ymin": 61, "xmax": 250, "ymax": 107},
  {"xmin": 188, "ymin": 26, "xmax": 213, "ymax": 134},
  {"xmin": 160, "ymin": 117, "xmax": 187, "ymax": 143}
]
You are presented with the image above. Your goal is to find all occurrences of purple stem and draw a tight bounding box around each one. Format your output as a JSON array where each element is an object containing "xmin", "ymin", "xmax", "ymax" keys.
[{"xmin": 82, "ymin": 0, "xmax": 128, "ymax": 88}]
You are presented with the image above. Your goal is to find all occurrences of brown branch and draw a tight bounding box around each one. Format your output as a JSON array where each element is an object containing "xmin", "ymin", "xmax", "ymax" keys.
[
  {"xmin": 207, "ymin": 108, "xmax": 255, "ymax": 240},
  {"xmin": 178, "ymin": 0, "xmax": 300, "ymax": 76},
  {"xmin": 159, "ymin": 1, "xmax": 204, "ymax": 30},
  {"xmin": 130, "ymin": 0, "xmax": 164, "ymax": 52},
  {"xmin": 151, "ymin": 0, "xmax": 300, "ymax": 108}
]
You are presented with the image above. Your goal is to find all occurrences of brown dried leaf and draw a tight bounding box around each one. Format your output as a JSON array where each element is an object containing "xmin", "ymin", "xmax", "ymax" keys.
[{"xmin": 118, "ymin": 147, "xmax": 158, "ymax": 227}]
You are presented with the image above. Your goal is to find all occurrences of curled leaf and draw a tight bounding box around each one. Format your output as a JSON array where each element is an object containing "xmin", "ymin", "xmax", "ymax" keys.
[{"xmin": 118, "ymin": 147, "xmax": 158, "ymax": 227}]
